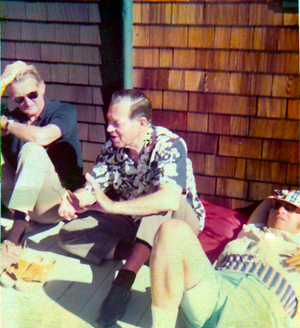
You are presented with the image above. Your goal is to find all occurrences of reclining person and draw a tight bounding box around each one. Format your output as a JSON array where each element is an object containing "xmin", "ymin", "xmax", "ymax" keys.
[
  {"xmin": 150, "ymin": 189, "xmax": 300, "ymax": 328},
  {"xmin": 58, "ymin": 89, "xmax": 206, "ymax": 327},
  {"xmin": 1, "ymin": 61, "xmax": 84, "ymax": 273}
]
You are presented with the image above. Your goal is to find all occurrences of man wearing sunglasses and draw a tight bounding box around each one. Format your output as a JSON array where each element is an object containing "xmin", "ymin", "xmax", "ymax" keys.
[
  {"xmin": 150, "ymin": 189, "xmax": 300, "ymax": 328},
  {"xmin": 1, "ymin": 61, "xmax": 84, "ymax": 273}
]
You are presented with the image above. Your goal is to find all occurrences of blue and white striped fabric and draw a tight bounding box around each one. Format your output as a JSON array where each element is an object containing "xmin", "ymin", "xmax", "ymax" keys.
[{"xmin": 216, "ymin": 254, "xmax": 298, "ymax": 318}]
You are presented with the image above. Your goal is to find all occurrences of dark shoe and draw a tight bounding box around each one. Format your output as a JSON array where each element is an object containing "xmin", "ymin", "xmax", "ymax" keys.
[{"xmin": 96, "ymin": 284, "xmax": 132, "ymax": 327}]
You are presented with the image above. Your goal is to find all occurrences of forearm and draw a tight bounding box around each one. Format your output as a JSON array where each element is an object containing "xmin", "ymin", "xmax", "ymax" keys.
[
  {"xmin": 6, "ymin": 121, "xmax": 61, "ymax": 146},
  {"xmin": 109, "ymin": 185, "xmax": 182, "ymax": 216},
  {"xmin": 85, "ymin": 173, "xmax": 183, "ymax": 216},
  {"xmin": 7, "ymin": 121, "xmax": 46, "ymax": 145},
  {"xmin": 248, "ymin": 198, "xmax": 271, "ymax": 224}
]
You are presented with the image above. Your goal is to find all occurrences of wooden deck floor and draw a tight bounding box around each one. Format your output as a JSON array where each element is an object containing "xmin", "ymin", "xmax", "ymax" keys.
[{"xmin": 1, "ymin": 219, "xmax": 187, "ymax": 328}]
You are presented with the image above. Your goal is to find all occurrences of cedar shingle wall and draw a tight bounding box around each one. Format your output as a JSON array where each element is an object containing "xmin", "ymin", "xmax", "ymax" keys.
[
  {"xmin": 1, "ymin": 1, "xmax": 298, "ymax": 208},
  {"xmin": 1, "ymin": 1, "xmax": 105, "ymax": 174},
  {"xmin": 133, "ymin": 0, "xmax": 299, "ymax": 208}
]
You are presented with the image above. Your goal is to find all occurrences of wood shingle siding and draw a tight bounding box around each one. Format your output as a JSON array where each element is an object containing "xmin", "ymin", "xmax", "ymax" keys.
[
  {"xmin": 1, "ymin": 0, "xmax": 298, "ymax": 207},
  {"xmin": 133, "ymin": 0, "xmax": 299, "ymax": 207},
  {"xmin": 1, "ymin": 1, "xmax": 105, "ymax": 174}
]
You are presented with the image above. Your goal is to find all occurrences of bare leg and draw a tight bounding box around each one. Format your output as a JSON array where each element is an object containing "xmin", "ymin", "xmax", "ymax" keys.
[
  {"xmin": 121, "ymin": 241, "xmax": 151, "ymax": 273},
  {"xmin": 110, "ymin": 242, "xmax": 151, "ymax": 293},
  {"xmin": 150, "ymin": 220, "xmax": 214, "ymax": 328}
]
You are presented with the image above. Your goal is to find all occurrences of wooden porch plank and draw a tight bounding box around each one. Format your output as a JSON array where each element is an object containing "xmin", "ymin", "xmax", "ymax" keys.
[{"xmin": 1, "ymin": 220, "xmax": 187, "ymax": 328}]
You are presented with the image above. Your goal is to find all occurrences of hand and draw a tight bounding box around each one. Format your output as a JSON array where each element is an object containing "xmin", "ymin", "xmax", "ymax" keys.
[
  {"xmin": 58, "ymin": 190, "xmax": 87, "ymax": 221},
  {"xmin": 1, "ymin": 61, "xmax": 29, "ymax": 97},
  {"xmin": 85, "ymin": 173, "xmax": 113, "ymax": 213},
  {"xmin": 284, "ymin": 247, "xmax": 300, "ymax": 272},
  {"xmin": 1, "ymin": 116, "xmax": 8, "ymax": 129}
]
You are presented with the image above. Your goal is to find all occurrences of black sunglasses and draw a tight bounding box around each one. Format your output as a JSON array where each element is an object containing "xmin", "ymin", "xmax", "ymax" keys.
[
  {"xmin": 271, "ymin": 200, "xmax": 300, "ymax": 213},
  {"xmin": 14, "ymin": 91, "xmax": 38, "ymax": 105}
]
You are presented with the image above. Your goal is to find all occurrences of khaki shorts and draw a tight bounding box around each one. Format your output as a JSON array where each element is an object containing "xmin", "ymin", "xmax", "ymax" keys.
[{"xmin": 181, "ymin": 270, "xmax": 292, "ymax": 328}]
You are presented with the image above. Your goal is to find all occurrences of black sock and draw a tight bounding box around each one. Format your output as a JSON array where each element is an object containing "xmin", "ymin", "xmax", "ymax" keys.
[
  {"xmin": 112, "ymin": 269, "xmax": 136, "ymax": 290},
  {"xmin": 7, "ymin": 211, "xmax": 28, "ymax": 245}
]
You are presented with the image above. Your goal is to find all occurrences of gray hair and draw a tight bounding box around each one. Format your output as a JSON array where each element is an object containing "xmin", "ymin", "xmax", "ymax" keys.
[
  {"xmin": 111, "ymin": 89, "xmax": 152, "ymax": 121},
  {"xmin": 11, "ymin": 65, "xmax": 43, "ymax": 86}
]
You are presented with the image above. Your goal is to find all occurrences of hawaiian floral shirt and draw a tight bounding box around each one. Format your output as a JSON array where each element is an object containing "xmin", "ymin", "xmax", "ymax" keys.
[{"xmin": 86, "ymin": 125, "xmax": 205, "ymax": 230}]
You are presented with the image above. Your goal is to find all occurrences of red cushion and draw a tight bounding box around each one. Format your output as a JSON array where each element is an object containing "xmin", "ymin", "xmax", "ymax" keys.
[{"xmin": 198, "ymin": 201, "xmax": 249, "ymax": 264}]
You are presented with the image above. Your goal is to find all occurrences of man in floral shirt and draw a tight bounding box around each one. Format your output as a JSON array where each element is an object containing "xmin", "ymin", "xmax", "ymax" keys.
[{"xmin": 58, "ymin": 89, "xmax": 205, "ymax": 327}]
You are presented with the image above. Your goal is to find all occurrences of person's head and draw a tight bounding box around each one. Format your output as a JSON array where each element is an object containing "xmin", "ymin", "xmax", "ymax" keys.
[
  {"xmin": 6, "ymin": 63, "xmax": 45, "ymax": 119},
  {"xmin": 106, "ymin": 89, "xmax": 152, "ymax": 149},
  {"xmin": 267, "ymin": 190, "xmax": 300, "ymax": 234}
]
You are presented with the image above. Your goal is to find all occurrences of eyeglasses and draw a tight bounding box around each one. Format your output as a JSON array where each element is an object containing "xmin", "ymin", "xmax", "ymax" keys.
[
  {"xmin": 270, "ymin": 200, "xmax": 300, "ymax": 214},
  {"xmin": 14, "ymin": 91, "xmax": 38, "ymax": 104}
]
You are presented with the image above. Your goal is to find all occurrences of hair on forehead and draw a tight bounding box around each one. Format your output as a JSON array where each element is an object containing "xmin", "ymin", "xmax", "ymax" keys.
[
  {"xmin": 111, "ymin": 89, "xmax": 152, "ymax": 121},
  {"xmin": 11, "ymin": 65, "xmax": 43, "ymax": 86}
]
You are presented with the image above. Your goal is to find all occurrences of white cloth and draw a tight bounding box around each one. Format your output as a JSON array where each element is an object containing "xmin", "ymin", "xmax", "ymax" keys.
[{"xmin": 216, "ymin": 223, "xmax": 300, "ymax": 325}]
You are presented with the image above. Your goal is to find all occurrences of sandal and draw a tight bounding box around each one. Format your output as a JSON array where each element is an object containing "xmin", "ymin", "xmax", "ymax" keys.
[
  {"xmin": 0, "ymin": 256, "xmax": 56, "ymax": 291},
  {"xmin": 0, "ymin": 258, "xmax": 32, "ymax": 288}
]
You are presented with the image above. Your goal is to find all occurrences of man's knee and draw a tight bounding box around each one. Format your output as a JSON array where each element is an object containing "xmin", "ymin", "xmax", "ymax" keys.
[
  {"xmin": 18, "ymin": 142, "xmax": 49, "ymax": 166},
  {"xmin": 58, "ymin": 221, "xmax": 77, "ymax": 246},
  {"xmin": 57, "ymin": 225, "xmax": 80, "ymax": 255},
  {"xmin": 58, "ymin": 218, "xmax": 98, "ymax": 247},
  {"xmin": 58, "ymin": 220, "xmax": 115, "ymax": 265},
  {"xmin": 58, "ymin": 224, "xmax": 86, "ymax": 260},
  {"xmin": 20, "ymin": 141, "xmax": 45, "ymax": 154}
]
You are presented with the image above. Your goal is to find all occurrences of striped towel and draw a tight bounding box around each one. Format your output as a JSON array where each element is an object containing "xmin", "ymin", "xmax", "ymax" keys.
[{"xmin": 215, "ymin": 254, "xmax": 298, "ymax": 318}]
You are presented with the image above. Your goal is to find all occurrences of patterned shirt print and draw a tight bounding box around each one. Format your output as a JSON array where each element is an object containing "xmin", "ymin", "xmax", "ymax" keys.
[{"xmin": 86, "ymin": 125, "xmax": 205, "ymax": 230}]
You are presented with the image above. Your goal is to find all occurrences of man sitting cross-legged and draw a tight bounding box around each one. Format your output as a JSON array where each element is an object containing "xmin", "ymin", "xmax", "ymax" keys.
[
  {"xmin": 1, "ymin": 61, "xmax": 84, "ymax": 274},
  {"xmin": 150, "ymin": 189, "xmax": 300, "ymax": 328},
  {"xmin": 58, "ymin": 89, "xmax": 206, "ymax": 327}
]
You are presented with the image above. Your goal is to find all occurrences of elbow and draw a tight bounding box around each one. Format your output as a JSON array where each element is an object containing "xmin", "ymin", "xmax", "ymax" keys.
[
  {"xmin": 159, "ymin": 184, "xmax": 182, "ymax": 212},
  {"xmin": 165, "ymin": 194, "xmax": 181, "ymax": 212},
  {"xmin": 168, "ymin": 200, "xmax": 180, "ymax": 212},
  {"xmin": 39, "ymin": 139, "xmax": 53, "ymax": 147}
]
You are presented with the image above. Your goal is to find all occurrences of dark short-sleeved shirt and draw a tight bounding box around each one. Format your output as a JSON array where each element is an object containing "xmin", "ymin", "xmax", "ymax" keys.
[
  {"xmin": 85, "ymin": 125, "xmax": 205, "ymax": 230},
  {"xmin": 2, "ymin": 97, "xmax": 84, "ymax": 191}
]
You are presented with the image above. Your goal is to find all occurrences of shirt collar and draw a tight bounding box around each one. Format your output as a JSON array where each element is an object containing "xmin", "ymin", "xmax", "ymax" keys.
[
  {"xmin": 140, "ymin": 125, "xmax": 155, "ymax": 156},
  {"xmin": 119, "ymin": 125, "xmax": 155, "ymax": 164}
]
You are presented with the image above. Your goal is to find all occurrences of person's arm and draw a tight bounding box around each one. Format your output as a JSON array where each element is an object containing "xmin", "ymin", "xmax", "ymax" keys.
[
  {"xmin": 2, "ymin": 117, "xmax": 61, "ymax": 146},
  {"xmin": 1, "ymin": 116, "xmax": 10, "ymax": 137},
  {"xmin": 86, "ymin": 173, "xmax": 183, "ymax": 216},
  {"xmin": 58, "ymin": 188, "xmax": 97, "ymax": 221},
  {"xmin": 85, "ymin": 134, "xmax": 188, "ymax": 216},
  {"xmin": 247, "ymin": 198, "xmax": 272, "ymax": 225},
  {"xmin": 58, "ymin": 147, "xmax": 112, "ymax": 220},
  {"xmin": 1, "ymin": 61, "xmax": 29, "ymax": 97}
]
